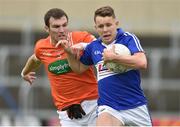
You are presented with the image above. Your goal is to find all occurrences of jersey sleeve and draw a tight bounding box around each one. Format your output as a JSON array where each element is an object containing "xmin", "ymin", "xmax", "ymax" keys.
[
  {"xmin": 80, "ymin": 44, "xmax": 94, "ymax": 65},
  {"xmin": 82, "ymin": 31, "xmax": 96, "ymax": 43},
  {"xmin": 34, "ymin": 40, "xmax": 41, "ymax": 60}
]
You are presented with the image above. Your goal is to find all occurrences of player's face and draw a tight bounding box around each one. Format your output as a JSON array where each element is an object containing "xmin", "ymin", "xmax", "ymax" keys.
[
  {"xmin": 47, "ymin": 16, "xmax": 69, "ymax": 44},
  {"xmin": 95, "ymin": 16, "xmax": 118, "ymax": 44}
]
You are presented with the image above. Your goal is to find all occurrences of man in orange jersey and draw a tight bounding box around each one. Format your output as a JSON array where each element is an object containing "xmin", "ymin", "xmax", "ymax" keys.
[{"xmin": 21, "ymin": 8, "xmax": 98, "ymax": 126}]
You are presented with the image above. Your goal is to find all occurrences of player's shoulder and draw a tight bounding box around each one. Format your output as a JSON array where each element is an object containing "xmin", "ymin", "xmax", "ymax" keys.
[
  {"xmin": 123, "ymin": 31, "xmax": 139, "ymax": 40},
  {"xmin": 116, "ymin": 31, "xmax": 139, "ymax": 45},
  {"xmin": 35, "ymin": 36, "xmax": 50, "ymax": 47},
  {"xmin": 71, "ymin": 31, "xmax": 92, "ymax": 37},
  {"xmin": 116, "ymin": 28, "xmax": 135, "ymax": 39},
  {"xmin": 71, "ymin": 31, "xmax": 95, "ymax": 42},
  {"xmin": 86, "ymin": 38, "xmax": 99, "ymax": 49},
  {"xmin": 72, "ymin": 30, "xmax": 90, "ymax": 34}
]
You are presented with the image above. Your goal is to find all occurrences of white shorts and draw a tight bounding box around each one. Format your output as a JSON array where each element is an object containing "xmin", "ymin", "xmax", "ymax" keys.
[
  {"xmin": 97, "ymin": 105, "xmax": 152, "ymax": 126},
  {"xmin": 57, "ymin": 99, "xmax": 97, "ymax": 127}
]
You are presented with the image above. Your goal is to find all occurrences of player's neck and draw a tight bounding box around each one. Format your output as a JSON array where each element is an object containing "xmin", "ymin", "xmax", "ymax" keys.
[{"xmin": 50, "ymin": 37, "xmax": 57, "ymax": 46}]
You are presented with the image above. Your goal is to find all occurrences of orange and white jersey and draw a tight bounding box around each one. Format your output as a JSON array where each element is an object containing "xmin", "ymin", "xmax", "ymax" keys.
[{"xmin": 34, "ymin": 31, "xmax": 98, "ymax": 110}]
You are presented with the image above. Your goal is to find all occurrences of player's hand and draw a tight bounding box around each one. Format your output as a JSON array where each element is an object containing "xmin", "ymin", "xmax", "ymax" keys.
[
  {"xmin": 56, "ymin": 40, "xmax": 80, "ymax": 58},
  {"xmin": 71, "ymin": 42, "xmax": 89, "ymax": 51},
  {"xmin": 102, "ymin": 45, "xmax": 116, "ymax": 64},
  {"xmin": 21, "ymin": 72, "xmax": 36, "ymax": 85},
  {"xmin": 56, "ymin": 41, "xmax": 87, "ymax": 59},
  {"xmin": 56, "ymin": 40, "xmax": 72, "ymax": 54},
  {"xmin": 70, "ymin": 43, "xmax": 88, "ymax": 59},
  {"xmin": 63, "ymin": 104, "xmax": 86, "ymax": 119}
]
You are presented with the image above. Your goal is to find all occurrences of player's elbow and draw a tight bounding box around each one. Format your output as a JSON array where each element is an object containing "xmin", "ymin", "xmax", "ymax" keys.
[
  {"xmin": 137, "ymin": 60, "xmax": 147, "ymax": 69},
  {"xmin": 136, "ymin": 53, "xmax": 147, "ymax": 69},
  {"xmin": 140, "ymin": 62, "xmax": 147, "ymax": 69}
]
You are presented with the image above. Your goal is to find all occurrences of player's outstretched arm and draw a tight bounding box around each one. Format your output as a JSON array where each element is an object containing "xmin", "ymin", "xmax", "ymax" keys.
[
  {"xmin": 57, "ymin": 40, "xmax": 89, "ymax": 74},
  {"xmin": 21, "ymin": 54, "xmax": 41, "ymax": 85},
  {"xmin": 67, "ymin": 52, "xmax": 89, "ymax": 74}
]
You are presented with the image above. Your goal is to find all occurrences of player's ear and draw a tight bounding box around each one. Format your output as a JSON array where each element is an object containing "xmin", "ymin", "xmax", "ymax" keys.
[
  {"xmin": 94, "ymin": 25, "xmax": 97, "ymax": 30},
  {"xmin": 115, "ymin": 20, "xmax": 119, "ymax": 26},
  {"xmin": 44, "ymin": 25, "xmax": 49, "ymax": 33}
]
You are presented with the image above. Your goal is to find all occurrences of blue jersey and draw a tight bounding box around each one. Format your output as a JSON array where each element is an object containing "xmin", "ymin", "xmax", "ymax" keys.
[{"xmin": 80, "ymin": 28, "xmax": 147, "ymax": 110}]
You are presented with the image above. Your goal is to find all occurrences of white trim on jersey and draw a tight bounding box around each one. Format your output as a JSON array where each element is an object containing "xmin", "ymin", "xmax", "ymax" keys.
[
  {"xmin": 101, "ymin": 40, "xmax": 116, "ymax": 47},
  {"xmin": 124, "ymin": 32, "xmax": 143, "ymax": 51},
  {"xmin": 34, "ymin": 54, "xmax": 39, "ymax": 61},
  {"xmin": 91, "ymin": 35, "xmax": 97, "ymax": 41}
]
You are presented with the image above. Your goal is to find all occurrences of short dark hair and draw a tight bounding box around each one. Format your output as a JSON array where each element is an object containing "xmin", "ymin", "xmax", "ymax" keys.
[
  {"xmin": 44, "ymin": 8, "xmax": 68, "ymax": 27},
  {"xmin": 94, "ymin": 6, "xmax": 116, "ymax": 22}
]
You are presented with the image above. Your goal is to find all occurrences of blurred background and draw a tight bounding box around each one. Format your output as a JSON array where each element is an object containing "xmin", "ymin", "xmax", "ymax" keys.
[{"xmin": 0, "ymin": 0, "xmax": 180, "ymax": 126}]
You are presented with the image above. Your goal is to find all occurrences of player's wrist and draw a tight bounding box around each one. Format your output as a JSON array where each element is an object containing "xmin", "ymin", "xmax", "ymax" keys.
[{"xmin": 80, "ymin": 42, "xmax": 89, "ymax": 49}]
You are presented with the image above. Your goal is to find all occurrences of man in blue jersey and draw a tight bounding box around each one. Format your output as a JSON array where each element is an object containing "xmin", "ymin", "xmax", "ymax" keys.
[{"xmin": 59, "ymin": 6, "xmax": 152, "ymax": 126}]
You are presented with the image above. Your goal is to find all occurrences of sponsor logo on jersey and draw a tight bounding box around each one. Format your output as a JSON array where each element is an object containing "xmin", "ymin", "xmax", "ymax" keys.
[
  {"xmin": 97, "ymin": 61, "xmax": 108, "ymax": 72},
  {"xmin": 48, "ymin": 59, "xmax": 71, "ymax": 75},
  {"xmin": 94, "ymin": 50, "xmax": 102, "ymax": 55},
  {"xmin": 96, "ymin": 61, "xmax": 117, "ymax": 81}
]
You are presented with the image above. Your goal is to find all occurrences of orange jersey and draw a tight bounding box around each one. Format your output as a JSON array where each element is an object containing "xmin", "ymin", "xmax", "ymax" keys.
[{"xmin": 34, "ymin": 31, "xmax": 98, "ymax": 110}]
